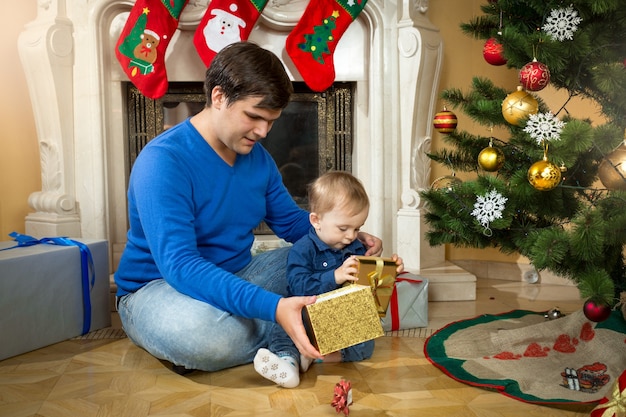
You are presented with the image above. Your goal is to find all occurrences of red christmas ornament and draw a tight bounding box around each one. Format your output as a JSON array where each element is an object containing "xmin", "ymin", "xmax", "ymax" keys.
[
  {"xmin": 583, "ymin": 298, "xmax": 612, "ymax": 323},
  {"xmin": 519, "ymin": 58, "xmax": 551, "ymax": 91},
  {"xmin": 483, "ymin": 38, "xmax": 507, "ymax": 66},
  {"xmin": 433, "ymin": 107, "xmax": 458, "ymax": 134}
]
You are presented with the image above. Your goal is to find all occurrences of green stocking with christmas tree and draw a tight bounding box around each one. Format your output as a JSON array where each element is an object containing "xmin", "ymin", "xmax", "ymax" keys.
[
  {"xmin": 116, "ymin": 0, "xmax": 189, "ymax": 99},
  {"xmin": 286, "ymin": 0, "xmax": 367, "ymax": 92}
]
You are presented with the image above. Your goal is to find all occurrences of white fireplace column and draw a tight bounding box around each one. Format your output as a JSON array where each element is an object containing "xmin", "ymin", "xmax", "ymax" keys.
[
  {"xmin": 18, "ymin": 1, "xmax": 82, "ymax": 238},
  {"xmin": 395, "ymin": 0, "xmax": 445, "ymax": 270}
]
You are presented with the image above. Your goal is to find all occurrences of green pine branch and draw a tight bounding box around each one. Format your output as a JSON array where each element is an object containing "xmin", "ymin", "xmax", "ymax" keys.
[{"xmin": 422, "ymin": 0, "xmax": 626, "ymax": 306}]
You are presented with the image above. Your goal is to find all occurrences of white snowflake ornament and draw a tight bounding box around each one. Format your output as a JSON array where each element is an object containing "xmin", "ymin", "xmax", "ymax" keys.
[
  {"xmin": 471, "ymin": 189, "xmax": 508, "ymax": 236},
  {"xmin": 542, "ymin": 5, "xmax": 582, "ymax": 42},
  {"xmin": 524, "ymin": 112, "xmax": 566, "ymax": 145}
]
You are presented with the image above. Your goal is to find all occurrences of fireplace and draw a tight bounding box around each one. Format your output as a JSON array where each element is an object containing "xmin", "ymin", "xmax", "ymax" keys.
[
  {"xmin": 126, "ymin": 80, "xmax": 354, "ymax": 233},
  {"xmin": 17, "ymin": 0, "xmax": 477, "ymax": 299}
]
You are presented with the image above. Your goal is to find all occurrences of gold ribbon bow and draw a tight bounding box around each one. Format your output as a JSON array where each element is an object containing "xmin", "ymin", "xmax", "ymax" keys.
[
  {"xmin": 367, "ymin": 259, "xmax": 395, "ymax": 317},
  {"xmin": 592, "ymin": 376, "xmax": 626, "ymax": 417}
]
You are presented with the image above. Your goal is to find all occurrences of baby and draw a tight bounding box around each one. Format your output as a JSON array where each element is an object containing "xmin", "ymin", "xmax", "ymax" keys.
[{"xmin": 254, "ymin": 171, "xmax": 403, "ymax": 387}]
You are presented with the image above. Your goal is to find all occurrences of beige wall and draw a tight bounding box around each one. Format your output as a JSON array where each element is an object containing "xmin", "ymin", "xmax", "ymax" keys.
[
  {"xmin": 0, "ymin": 2, "xmax": 600, "ymax": 264},
  {"xmin": 0, "ymin": 3, "xmax": 39, "ymax": 239}
]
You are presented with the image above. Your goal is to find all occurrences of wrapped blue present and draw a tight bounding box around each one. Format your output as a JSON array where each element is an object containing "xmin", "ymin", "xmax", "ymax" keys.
[{"xmin": 0, "ymin": 233, "xmax": 110, "ymax": 360}]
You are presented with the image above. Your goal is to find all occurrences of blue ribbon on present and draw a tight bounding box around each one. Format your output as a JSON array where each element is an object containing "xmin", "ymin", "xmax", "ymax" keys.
[{"xmin": 1, "ymin": 232, "xmax": 96, "ymax": 335}]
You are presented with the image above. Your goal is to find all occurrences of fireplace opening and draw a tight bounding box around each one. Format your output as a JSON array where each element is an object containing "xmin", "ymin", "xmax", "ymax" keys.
[{"xmin": 125, "ymin": 82, "xmax": 354, "ymax": 234}]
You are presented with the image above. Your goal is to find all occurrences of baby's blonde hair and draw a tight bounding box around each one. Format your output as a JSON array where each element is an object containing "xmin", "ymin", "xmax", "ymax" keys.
[{"xmin": 308, "ymin": 171, "xmax": 369, "ymax": 216}]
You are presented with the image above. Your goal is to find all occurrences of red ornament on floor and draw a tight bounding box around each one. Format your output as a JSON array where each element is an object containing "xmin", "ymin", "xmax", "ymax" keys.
[
  {"xmin": 583, "ymin": 298, "xmax": 612, "ymax": 323},
  {"xmin": 331, "ymin": 379, "xmax": 353, "ymax": 415},
  {"xmin": 483, "ymin": 37, "xmax": 507, "ymax": 66}
]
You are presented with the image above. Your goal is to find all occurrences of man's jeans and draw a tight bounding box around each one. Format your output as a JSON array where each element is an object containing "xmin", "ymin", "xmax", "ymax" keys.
[{"xmin": 117, "ymin": 247, "xmax": 290, "ymax": 372}]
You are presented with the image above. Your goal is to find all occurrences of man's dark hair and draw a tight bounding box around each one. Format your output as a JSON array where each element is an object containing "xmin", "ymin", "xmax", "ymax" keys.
[{"xmin": 204, "ymin": 42, "xmax": 293, "ymax": 110}]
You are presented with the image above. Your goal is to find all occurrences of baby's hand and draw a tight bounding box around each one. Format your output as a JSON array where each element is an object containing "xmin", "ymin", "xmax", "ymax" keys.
[
  {"xmin": 335, "ymin": 255, "xmax": 360, "ymax": 285},
  {"xmin": 392, "ymin": 254, "xmax": 405, "ymax": 274}
]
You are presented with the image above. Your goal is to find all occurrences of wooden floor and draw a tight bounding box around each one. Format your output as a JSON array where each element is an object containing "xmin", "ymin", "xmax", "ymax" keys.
[{"xmin": 0, "ymin": 278, "xmax": 597, "ymax": 417}]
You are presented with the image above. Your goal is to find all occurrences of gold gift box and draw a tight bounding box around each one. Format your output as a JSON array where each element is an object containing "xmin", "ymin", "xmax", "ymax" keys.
[
  {"xmin": 354, "ymin": 256, "xmax": 398, "ymax": 317},
  {"xmin": 304, "ymin": 284, "xmax": 384, "ymax": 356}
]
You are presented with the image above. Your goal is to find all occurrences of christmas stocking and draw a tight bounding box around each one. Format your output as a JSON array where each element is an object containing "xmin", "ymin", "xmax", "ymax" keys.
[
  {"xmin": 116, "ymin": 0, "xmax": 189, "ymax": 99},
  {"xmin": 194, "ymin": 0, "xmax": 269, "ymax": 68},
  {"xmin": 286, "ymin": 0, "xmax": 368, "ymax": 92}
]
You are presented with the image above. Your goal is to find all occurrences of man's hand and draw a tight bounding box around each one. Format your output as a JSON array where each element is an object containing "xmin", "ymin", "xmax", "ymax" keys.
[
  {"xmin": 357, "ymin": 232, "xmax": 383, "ymax": 256},
  {"xmin": 275, "ymin": 296, "xmax": 323, "ymax": 360}
]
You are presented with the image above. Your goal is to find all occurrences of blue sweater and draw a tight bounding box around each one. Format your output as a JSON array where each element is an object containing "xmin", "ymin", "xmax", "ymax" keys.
[{"xmin": 114, "ymin": 118, "xmax": 310, "ymax": 322}]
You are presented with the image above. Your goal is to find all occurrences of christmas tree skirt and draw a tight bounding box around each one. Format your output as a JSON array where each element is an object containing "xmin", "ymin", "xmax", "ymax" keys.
[{"xmin": 424, "ymin": 309, "xmax": 626, "ymax": 404}]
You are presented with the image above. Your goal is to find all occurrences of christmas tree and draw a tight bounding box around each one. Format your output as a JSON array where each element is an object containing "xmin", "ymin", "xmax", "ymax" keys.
[{"xmin": 421, "ymin": 0, "xmax": 626, "ymax": 321}]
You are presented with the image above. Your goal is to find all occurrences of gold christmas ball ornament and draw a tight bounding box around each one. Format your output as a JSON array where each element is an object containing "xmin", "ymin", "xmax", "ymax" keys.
[
  {"xmin": 478, "ymin": 145, "xmax": 505, "ymax": 172},
  {"xmin": 527, "ymin": 158, "xmax": 562, "ymax": 191},
  {"xmin": 433, "ymin": 107, "xmax": 458, "ymax": 134},
  {"xmin": 430, "ymin": 175, "xmax": 462, "ymax": 191},
  {"xmin": 501, "ymin": 86, "xmax": 539, "ymax": 126},
  {"xmin": 598, "ymin": 142, "xmax": 626, "ymax": 191}
]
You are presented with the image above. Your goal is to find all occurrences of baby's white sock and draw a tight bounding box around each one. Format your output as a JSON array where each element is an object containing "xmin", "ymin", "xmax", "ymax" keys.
[
  {"xmin": 254, "ymin": 348, "xmax": 300, "ymax": 388},
  {"xmin": 300, "ymin": 354, "xmax": 314, "ymax": 372}
]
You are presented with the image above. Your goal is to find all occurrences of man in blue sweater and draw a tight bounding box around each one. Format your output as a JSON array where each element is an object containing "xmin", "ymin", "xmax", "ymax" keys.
[{"xmin": 114, "ymin": 41, "xmax": 382, "ymax": 373}]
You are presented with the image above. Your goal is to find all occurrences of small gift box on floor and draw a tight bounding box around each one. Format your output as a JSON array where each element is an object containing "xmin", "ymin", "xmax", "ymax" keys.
[
  {"xmin": 381, "ymin": 272, "xmax": 429, "ymax": 331},
  {"xmin": 354, "ymin": 256, "xmax": 397, "ymax": 317},
  {"xmin": 0, "ymin": 234, "xmax": 111, "ymax": 360},
  {"xmin": 304, "ymin": 284, "xmax": 384, "ymax": 355}
]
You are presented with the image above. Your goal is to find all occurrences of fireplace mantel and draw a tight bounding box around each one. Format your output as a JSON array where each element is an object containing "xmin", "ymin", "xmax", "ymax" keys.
[{"xmin": 18, "ymin": 0, "xmax": 476, "ymax": 296}]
